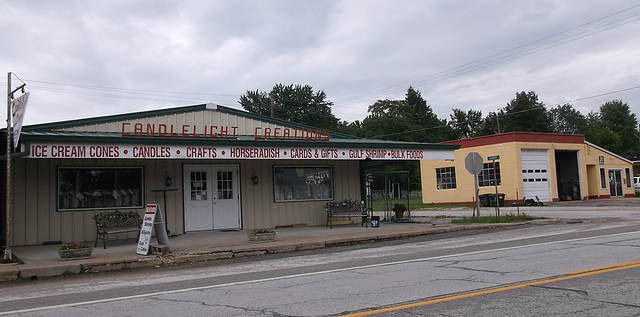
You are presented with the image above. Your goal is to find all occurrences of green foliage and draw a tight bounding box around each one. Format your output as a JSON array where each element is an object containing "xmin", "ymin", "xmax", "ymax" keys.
[
  {"xmin": 598, "ymin": 100, "xmax": 638, "ymax": 159},
  {"xmin": 250, "ymin": 229, "xmax": 275, "ymax": 234},
  {"xmin": 502, "ymin": 91, "xmax": 552, "ymax": 133},
  {"xmin": 549, "ymin": 103, "xmax": 587, "ymax": 134},
  {"xmin": 580, "ymin": 101, "xmax": 639, "ymax": 160},
  {"xmin": 475, "ymin": 110, "xmax": 505, "ymax": 136},
  {"xmin": 240, "ymin": 82, "xmax": 639, "ymax": 160},
  {"xmin": 449, "ymin": 108, "xmax": 483, "ymax": 139},
  {"xmin": 596, "ymin": 128, "xmax": 623, "ymax": 154},
  {"xmin": 60, "ymin": 241, "xmax": 91, "ymax": 250},
  {"xmin": 239, "ymin": 84, "xmax": 339, "ymax": 130},
  {"xmin": 360, "ymin": 87, "xmax": 455, "ymax": 143}
]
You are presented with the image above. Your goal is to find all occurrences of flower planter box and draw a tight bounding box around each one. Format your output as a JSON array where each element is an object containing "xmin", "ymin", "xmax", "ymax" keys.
[
  {"xmin": 58, "ymin": 248, "xmax": 93, "ymax": 260},
  {"xmin": 246, "ymin": 231, "xmax": 276, "ymax": 243}
]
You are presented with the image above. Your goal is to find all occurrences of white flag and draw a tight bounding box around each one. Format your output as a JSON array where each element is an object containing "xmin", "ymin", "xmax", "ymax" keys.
[{"xmin": 11, "ymin": 92, "xmax": 30, "ymax": 148}]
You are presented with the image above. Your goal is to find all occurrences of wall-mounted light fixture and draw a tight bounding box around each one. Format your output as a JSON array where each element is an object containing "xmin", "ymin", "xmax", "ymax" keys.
[
  {"xmin": 165, "ymin": 172, "xmax": 173, "ymax": 187},
  {"xmin": 251, "ymin": 172, "xmax": 259, "ymax": 185}
]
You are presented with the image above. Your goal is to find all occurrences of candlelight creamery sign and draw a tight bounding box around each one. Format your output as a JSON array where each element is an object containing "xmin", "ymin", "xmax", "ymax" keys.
[
  {"xmin": 28, "ymin": 143, "xmax": 436, "ymax": 160},
  {"xmin": 121, "ymin": 122, "xmax": 331, "ymax": 141}
]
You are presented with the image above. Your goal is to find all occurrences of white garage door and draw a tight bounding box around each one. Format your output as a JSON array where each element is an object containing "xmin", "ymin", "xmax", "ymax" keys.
[{"xmin": 521, "ymin": 149, "xmax": 551, "ymax": 202}]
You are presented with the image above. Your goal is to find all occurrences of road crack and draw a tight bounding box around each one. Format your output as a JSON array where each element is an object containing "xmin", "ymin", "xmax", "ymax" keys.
[{"xmin": 530, "ymin": 284, "xmax": 589, "ymax": 297}]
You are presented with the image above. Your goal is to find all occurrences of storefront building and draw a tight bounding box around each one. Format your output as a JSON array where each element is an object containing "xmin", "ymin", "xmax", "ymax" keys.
[
  {"xmin": 420, "ymin": 132, "xmax": 635, "ymax": 206},
  {"xmin": 2, "ymin": 104, "xmax": 457, "ymax": 247}
]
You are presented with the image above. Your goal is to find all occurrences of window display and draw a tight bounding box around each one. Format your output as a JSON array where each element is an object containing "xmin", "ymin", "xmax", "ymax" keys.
[
  {"xmin": 58, "ymin": 167, "xmax": 144, "ymax": 211},
  {"xmin": 274, "ymin": 166, "xmax": 333, "ymax": 202}
]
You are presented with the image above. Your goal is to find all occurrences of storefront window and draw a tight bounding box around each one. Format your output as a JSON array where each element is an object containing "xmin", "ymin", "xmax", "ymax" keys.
[
  {"xmin": 274, "ymin": 166, "xmax": 333, "ymax": 202},
  {"xmin": 58, "ymin": 167, "xmax": 144, "ymax": 211},
  {"xmin": 436, "ymin": 167, "xmax": 457, "ymax": 189},
  {"xmin": 479, "ymin": 162, "xmax": 501, "ymax": 187}
]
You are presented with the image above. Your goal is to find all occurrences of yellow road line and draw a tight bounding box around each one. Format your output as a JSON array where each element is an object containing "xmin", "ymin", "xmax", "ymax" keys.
[
  {"xmin": 341, "ymin": 260, "xmax": 640, "ymax": 317},
  {"xmin": 566, "ymin": 259, "xmax": 640, "ymax": 275}
]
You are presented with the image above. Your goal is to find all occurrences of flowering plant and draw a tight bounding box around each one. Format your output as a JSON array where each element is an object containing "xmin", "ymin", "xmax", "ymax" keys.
[
  {"xmin": 60, "ymin": 241, "xmax": 91, "ymax": 250},
  {"xmin": 250, "ymin": 229, "xmax": 276, "ymax": 234},
  {"xmin": 392, "ymin": 204, "xmax": 407, "ymax": 212}
]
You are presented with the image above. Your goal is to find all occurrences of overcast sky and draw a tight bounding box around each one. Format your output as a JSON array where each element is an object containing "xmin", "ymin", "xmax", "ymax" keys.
[{"xmin": 2, "ymin": 1, "xmax": 639, "ymax": 128}]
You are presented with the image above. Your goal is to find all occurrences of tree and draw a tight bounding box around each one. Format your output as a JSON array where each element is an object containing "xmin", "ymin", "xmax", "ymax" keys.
[
  {"xmin": 335, "ymin": 120, "xmax": 364, "ymax": 137},
  {"xmin": 502, "ymin": 91, "xmax": 552, "ymax": 133},
  {"xmin": 239, "ymin": 84, "xmax": 339, "ymax": 130},
  {"xmin": 596, "ymin": 127, "xmax": 623, "ymax": 155},
  {"xmin": 549, "ymin": 103, "xmax": 587, "ymax": 134},
  {"xmin": 476, "ymin": 110, "xmax": 506, "ymax": 136},
  {"xmin": 449, "ymin": 108, "xmax": 483, "ymax": 139},
  {"xmin": 405, "ymin": 86, "xmax": 435, "ymax": 125},
  {"xmin": 598, "ymin": 100, "xmax": 638, "ymax": 159},
  {"xmin": 360, "ymin": 87, "xmax": 455, "ymax": 191},
  {"xmin": 583, "ymin": 111, "xmax": 603, "ymax": 144},
  {"xmin": 360, "ymin": 87, "xmax": 455, "ymax": 143}
]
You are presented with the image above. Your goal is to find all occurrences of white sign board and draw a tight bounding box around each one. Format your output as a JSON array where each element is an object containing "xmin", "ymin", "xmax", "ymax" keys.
[
  {"xmin": 136, "ymin": 204, "xmax": 157, "ymax": 255},
  {"xmin": 27, "ymin": 142, "xmax": 454, "ymax": 161},
  {"xmin": 11, "ymin": 92, "xmax": 30, "ymax": 148},
  {"xmin": 137, "ymin": 203, "xmax": 171, "ymax": 255}
]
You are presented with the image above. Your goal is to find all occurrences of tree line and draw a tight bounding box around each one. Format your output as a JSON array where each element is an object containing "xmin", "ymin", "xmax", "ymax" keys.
[{"xmin": 239, "ymin": 84, "xmax": 640, "ymax": 161}]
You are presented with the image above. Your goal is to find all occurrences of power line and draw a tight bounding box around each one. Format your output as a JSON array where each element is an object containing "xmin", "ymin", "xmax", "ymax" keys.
[
  {"xmin": 334, "ymin": 4, "xmax": 640, "ymax": 107},
  {"xmin": 370, "ymin": 85, "xmax": 640, "ymax": 139}
]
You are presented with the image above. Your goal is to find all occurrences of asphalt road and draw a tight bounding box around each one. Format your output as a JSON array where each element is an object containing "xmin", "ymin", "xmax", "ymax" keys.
[{"xmin": 1, "ymin": 219, "xmax": 639, "ymax": 316}]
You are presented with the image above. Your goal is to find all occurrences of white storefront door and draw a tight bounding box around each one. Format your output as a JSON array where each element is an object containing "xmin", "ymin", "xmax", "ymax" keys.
[{"xmin": 184, "ymin": 164, "xmax": 241, "ymax": 231}]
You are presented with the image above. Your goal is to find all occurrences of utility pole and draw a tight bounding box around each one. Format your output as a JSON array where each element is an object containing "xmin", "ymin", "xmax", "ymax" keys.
[{"xmin": 269, "ymin": 92, "xmax": 274, "ymax": 118}]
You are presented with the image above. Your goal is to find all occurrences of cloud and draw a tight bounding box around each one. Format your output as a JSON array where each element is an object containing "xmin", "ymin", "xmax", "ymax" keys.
[{"xmin": 1, "ymin": 0, "xmax": 639, "ymax": 126}]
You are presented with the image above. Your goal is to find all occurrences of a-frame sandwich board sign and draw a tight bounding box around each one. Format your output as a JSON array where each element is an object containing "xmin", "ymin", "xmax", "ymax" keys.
[{"xmin": 136, "ymin": 204, "xmax": 171, "ymax": 255}]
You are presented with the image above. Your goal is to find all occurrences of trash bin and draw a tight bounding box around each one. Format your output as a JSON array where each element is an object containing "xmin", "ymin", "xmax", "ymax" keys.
[
  {"xmin": 478, "ymin": 194, "xmax": 490, "ymax": 207},
  {"xmin": 485, "ymin": 193, "xmax": 505, "ymax": 207},
  {"xmin": 370, "ymin": 216, "xmax": 380, "ymax": 228}
]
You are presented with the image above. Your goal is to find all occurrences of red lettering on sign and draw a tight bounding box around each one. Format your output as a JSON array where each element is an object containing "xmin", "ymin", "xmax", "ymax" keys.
[{"xmin": 122, "ymin": 123, "xmax": 130, "ymax": 136}]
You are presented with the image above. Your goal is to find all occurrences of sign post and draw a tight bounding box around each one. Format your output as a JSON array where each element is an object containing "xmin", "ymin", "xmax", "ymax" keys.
[
  {"xmin": 488, "ymin": 155, "xmax": 500, "ymax": 219},
  {"xmin": 4, "ymin": 72, "xmax": 27, "ymax": 261},
  {"xmin": 137, "ymin": 204, "xmax": 171, "ymax": 255},
  {"xmin": 465, "ymin": 152, "xmax": 484, "ymax": 219}
]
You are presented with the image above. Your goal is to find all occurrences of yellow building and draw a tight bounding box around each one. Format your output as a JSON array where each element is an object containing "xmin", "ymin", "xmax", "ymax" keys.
[{"xmin": 420, "ymin": 132, "xmax": 635, "ymax": 206}]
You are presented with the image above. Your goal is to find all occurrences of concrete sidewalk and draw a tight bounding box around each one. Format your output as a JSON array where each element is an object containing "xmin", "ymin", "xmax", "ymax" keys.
[
  {"xmin": 2, "ymin": 199, "xmax": 639, "ymax": 282},
  {"xmin": 0, "ymin": 217, "xmax": 523, "ymax": 282}
]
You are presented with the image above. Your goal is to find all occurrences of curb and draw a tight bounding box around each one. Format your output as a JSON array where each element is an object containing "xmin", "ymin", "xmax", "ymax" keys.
[{"xmin": 0, "ymin": 221, "xmax": 542, "ymax": 281}]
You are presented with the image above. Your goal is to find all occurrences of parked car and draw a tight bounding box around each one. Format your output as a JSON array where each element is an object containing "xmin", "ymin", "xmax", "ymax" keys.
[{"xmin": 635, "ymin": 175, "xmax": 640, "ymax": 194}]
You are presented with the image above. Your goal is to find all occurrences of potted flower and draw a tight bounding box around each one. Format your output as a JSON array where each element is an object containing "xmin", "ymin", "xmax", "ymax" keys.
[
  {"xmin": 246, "ymin": 228, "xmax": 277, "ymax": 243},
  {"xmin": 393, "ymin": 204, "xmax": 407, "ymax": 219},
  {"xmin": 58, "ymin": 241, "xmax": 93, "ymax": 260}
]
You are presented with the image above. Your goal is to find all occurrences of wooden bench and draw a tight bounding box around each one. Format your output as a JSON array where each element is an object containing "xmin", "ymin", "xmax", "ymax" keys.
[
  {"xmin": 326, "ymin": 201, "xmax": 368, "ymax": 228},
  {"xmin": 93, "ymin": 211, "xmax": 142, "ymax": 249}
]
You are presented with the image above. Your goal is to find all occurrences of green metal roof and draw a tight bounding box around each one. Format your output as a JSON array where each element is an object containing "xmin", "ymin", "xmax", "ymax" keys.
[
  {"xmin": 19, "ymin": 103, "xmax": 359, "ymax": 139},
  {"xmin": 11, "ymin": 104, "xmax": 459, "ymax": 151}
]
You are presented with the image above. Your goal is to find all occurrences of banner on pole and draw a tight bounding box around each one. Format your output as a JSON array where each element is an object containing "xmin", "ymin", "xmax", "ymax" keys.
[{"xmin": 11, "ymin": 92, "xmax": 30, "ymax": 148}]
